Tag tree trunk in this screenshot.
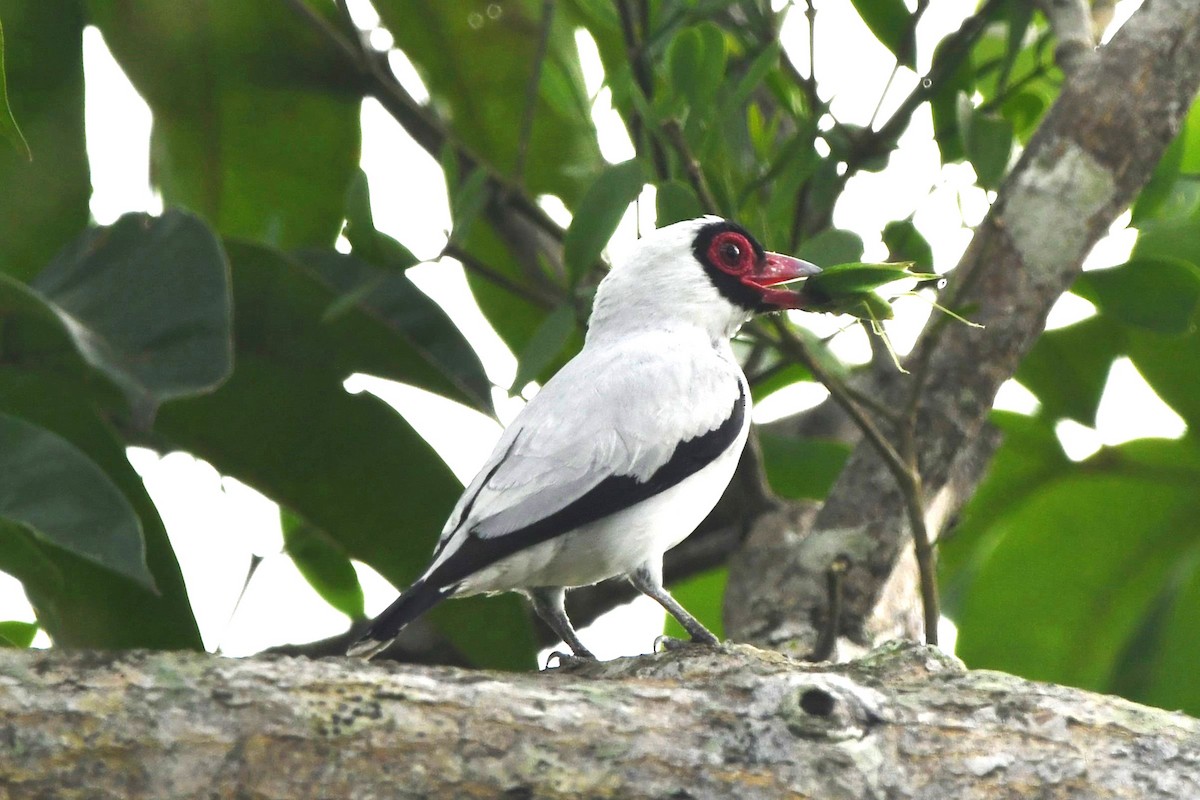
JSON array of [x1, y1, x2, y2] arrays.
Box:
[[1, 643, 1196, 799], [725, 0, 1200, 657]]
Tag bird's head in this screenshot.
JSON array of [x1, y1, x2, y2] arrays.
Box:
[[588, 216, 821, 341]]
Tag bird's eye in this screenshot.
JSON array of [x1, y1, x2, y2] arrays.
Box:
[[708, 231, 753, 275], [720, 241, 741, 265]]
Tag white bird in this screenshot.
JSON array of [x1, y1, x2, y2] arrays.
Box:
[[349, 216, 820, 660]]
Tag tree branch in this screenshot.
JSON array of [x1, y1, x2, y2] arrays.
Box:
[[5, 643, 1197, 798]]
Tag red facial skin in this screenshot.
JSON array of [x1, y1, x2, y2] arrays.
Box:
[[706, 231, 821, 310]]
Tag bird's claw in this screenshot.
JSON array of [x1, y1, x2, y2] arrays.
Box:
[[653, 634, 719, 653], [544, 650, 595, 670]]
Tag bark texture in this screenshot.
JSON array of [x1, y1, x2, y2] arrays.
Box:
[[1, 642, 1198, 800], [725, 0, 1200, 658]]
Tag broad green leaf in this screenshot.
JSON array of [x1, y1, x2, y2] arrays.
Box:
[[297, 249, 493, 413], [511, 304, 577, 392], [851, 0, 915, 67], [562, 159, 646, 282], [0, 369, 200, 649], [1128, 547, 1200, 715], [1015, 313, 1124, 426], [0, 0, 89, 283], [759, 433, 852, 500], [1106, 548, 1200, 714], [88, 0, 360, 248], [32, 211, 233, 425], [154, 242, 533, 668], [376, 0, 601, 204], [940, 411, 1069, 609], [0, 17, 30, 158], [1074, 258, 1200, 336], [0, 620, 36, 647], [0, 413, 152, 588], [282, 509, 365, 621], [664, 567, 726, 642], [953, 467, 1200, 692], [656, 179, 703, 226]]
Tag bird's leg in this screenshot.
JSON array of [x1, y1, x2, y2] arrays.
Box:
[[528, 587, 596, 661], [630, 562, 720, 648]]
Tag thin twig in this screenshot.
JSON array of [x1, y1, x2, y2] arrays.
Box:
[[281, 0, 566, 249], [513, 0, 555, 186], [615, 0, 669, 178], [662, 119, 722, 215], [771, 318, 942, 646], [769, 319, 908, 479], [442, 243, 556, 310]]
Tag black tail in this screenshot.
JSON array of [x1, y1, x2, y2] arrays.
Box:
[[346, 579, 455, 659]]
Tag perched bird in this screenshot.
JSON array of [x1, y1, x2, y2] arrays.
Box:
[[348, 216, 820, 661]]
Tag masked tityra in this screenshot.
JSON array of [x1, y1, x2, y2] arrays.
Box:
[[348, 216, 820, 660]]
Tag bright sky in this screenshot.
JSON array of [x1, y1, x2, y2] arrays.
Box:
[[2, 0, 1181, 660]]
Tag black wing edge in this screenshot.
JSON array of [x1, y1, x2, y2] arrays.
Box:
[[420, 382, 747, 595]]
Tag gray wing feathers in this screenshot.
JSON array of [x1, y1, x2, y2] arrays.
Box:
[[433, 338, 741, 553]]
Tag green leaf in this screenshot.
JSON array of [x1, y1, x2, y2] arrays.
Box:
[[0, 0, 89, 283], [376, 0, 601, 204], [664, 567, 726, 642], [1074, 258, 1200, 336], [0, 368, 200, 650], [1015, 313, 1125, 426], [1126, 548, 1200, 715], [851, 0, 915, 67], [656, 180, 703, 226], [966, 109, 1013, 190], [562, 159, 646, 282], [31, 211, 233, 425], [88, 0, 360, 248], [282, 509, 365, 621], [802, 261, 923, 296], [0, 620, 37, 648], [951, 444, 1200, 694], [940, 411, 1069, 607], [1127, 324, 1200, 430], [729, 41, 782, 107], [759, 432, 852, 500], [0, 17, 30, 158], [153, 242, 533, 668], [0, 412, 152, 589], [297, 249, 493, 413], [511, 304, 576, 392], [967, 473, 1195, 679], [882, 220, 934, 271], [666, 23, 727, 109]]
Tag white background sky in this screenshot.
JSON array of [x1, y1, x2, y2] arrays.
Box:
[[2, 0, 1183, 661]]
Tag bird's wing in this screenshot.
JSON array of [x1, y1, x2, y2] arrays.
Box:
[[423, 336, 746, 588]]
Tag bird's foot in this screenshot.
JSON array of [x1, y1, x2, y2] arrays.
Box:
[[544, 649, 595, 670], [653, 632, 720, 653]]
